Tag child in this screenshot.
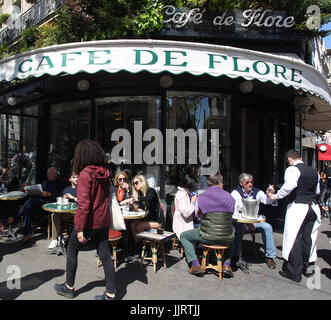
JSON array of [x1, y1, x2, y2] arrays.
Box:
[[48, 171, 78, 250]]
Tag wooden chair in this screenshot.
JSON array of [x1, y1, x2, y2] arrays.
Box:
[[200, 244, 229, 280], [170, 201, 184, 258], [97, 229, 122, 270]]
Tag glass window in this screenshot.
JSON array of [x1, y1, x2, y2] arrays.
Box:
[[2, 107, 39, 187], [165, 91, 231, 196], [49, 100, 91, 177], [95, 96, 161, 191]]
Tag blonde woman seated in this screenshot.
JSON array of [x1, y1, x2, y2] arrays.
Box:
[[125, 174, 161, 260]]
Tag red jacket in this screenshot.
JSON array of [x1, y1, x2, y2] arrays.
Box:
[[74, 165, 110, 232]]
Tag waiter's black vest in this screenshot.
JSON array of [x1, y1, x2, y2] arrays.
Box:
[[288, 163, 318, 204]]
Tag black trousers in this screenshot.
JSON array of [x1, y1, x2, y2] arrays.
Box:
[[66, 228, 116, 294], [285, 206, 316, 278]]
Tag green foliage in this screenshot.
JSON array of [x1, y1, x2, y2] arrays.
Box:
[[0, 13, 10, 25], [21, 26, 40, 51], [0, 0, 329, 59], [35, 23, 61, 48], [128, 0, 164, 35]]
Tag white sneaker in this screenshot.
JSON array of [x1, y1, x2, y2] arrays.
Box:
[[48, 239, 58, 249]]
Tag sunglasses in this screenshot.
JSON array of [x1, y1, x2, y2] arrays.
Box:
[[133, 180, 140, 186], [243, 180, 253, 185], [117, 177, 127, 182]]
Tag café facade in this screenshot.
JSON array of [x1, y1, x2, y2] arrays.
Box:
[[0, 5, 330, 225]]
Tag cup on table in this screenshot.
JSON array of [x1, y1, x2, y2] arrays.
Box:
[[63, 198, 69, 205], [56, 197, 63, 205], [133, 203, 139, 212]]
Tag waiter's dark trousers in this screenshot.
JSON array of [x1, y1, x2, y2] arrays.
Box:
[[285, 206, 316, 278]]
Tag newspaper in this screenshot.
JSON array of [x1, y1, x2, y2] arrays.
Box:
[[24, 184, 43, 196]]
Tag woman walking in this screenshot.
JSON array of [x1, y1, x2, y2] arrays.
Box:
[[54, 139, 116, 300]]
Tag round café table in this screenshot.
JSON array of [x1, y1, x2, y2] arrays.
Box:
[[122, 208, 146, 220], [42, 202, 78, 255], [0, 192, 27, 239], [232, 214, 266, 274]]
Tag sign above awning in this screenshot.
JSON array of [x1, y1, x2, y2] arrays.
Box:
[[0, 39, 330, 105]]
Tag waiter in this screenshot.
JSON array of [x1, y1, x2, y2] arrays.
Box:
[[268, 149, 321, 282]]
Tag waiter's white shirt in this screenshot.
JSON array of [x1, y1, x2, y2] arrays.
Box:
[[275, 160, 320, 200]]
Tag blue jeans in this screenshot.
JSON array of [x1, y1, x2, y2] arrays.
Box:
[[16, 197, 47, 235], [233, 222, 276, 259]]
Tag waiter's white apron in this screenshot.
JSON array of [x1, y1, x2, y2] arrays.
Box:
[[282, 202, 321, 262]]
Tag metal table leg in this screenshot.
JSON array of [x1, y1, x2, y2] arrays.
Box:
[[235, 223, 250, 274], [236, 239, 250, 274]]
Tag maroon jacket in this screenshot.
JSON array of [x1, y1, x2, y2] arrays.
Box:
[[74, 165, 110, 232]]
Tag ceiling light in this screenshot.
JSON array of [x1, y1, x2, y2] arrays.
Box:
[[77, 79, 90, 91], [239, 81, 254, 93], [160, 75, 173, 88], [7, 96, 18, 106]]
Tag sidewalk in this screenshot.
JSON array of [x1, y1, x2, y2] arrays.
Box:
[[0, 217, 330, 300]]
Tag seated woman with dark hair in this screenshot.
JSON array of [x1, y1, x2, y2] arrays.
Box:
[[172, 174, 197, 241]]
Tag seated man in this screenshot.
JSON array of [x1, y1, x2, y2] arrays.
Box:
[[231, 173, 277, 269], [48, 170, 78, 250], [15, 166, 66, 246], [180, 173, 235, 277]]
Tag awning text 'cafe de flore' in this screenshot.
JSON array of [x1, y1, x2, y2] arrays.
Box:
[[0, 5, 330, 226]]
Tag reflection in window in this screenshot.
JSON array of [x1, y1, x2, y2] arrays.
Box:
[[96, 96, 161, 191], [49, 100, 91, 177], [0, 106, 39, 187], [165, 91, 231, 196]]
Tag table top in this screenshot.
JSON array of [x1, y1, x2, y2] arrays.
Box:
[[42, 202, 78, 213], [136, 229, 175, 242], [122, 208, 146, 220], [232, 214, 266, 224], [0, 192, 27, 201]]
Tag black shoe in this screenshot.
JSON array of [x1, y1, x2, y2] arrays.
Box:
[[279, 271, 301, 283], [94, 292, 115, 300], [54, 283, 75, 299]]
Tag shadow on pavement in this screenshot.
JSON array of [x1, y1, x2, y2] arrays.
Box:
[[115, 261, 148, 300], [0, 269, 65, 300], [317, 249, 331, 266]]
